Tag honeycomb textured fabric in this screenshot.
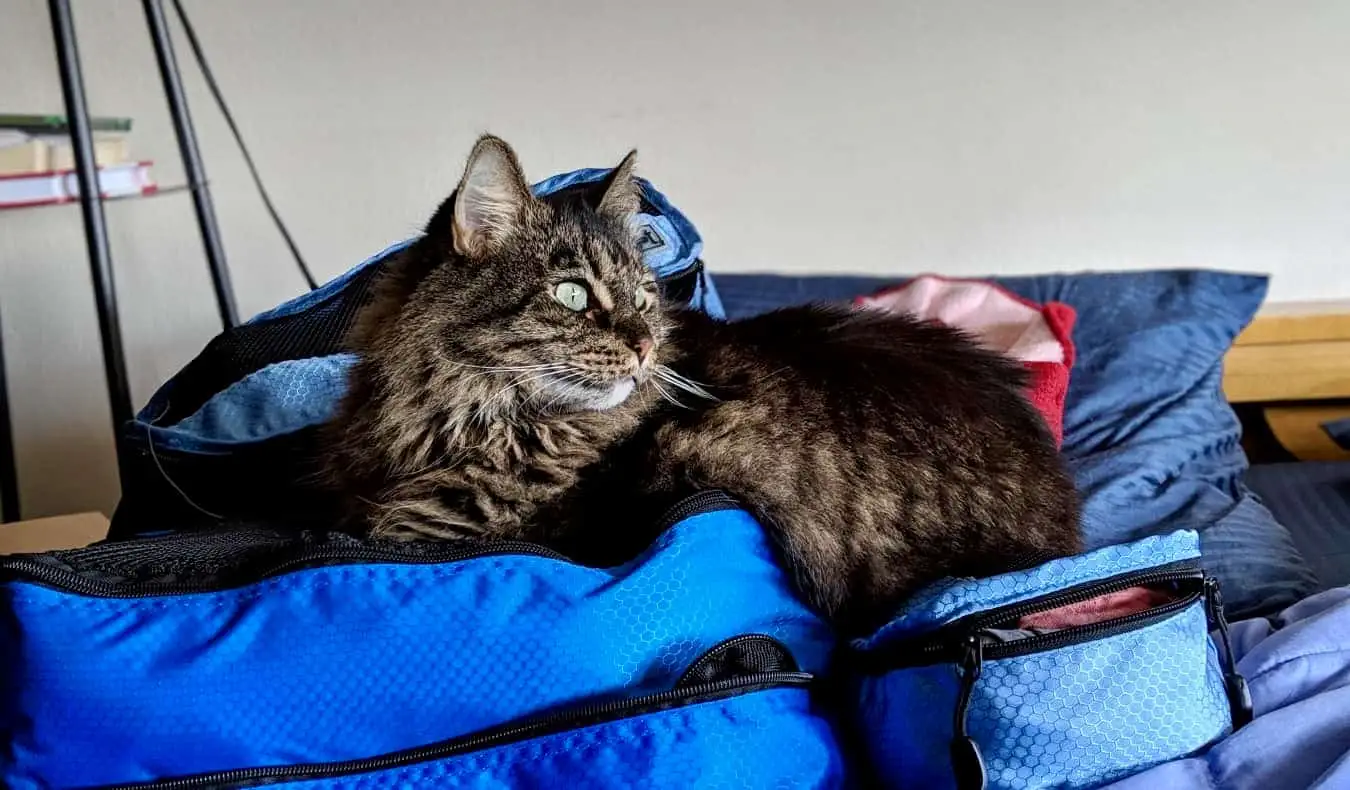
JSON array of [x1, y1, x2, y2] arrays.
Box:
[[853, 530, 1232, 790], [859, 530, 1200, 647], [857, 604, 1230, 790], [250, 689, 843, 789], [0, 509, 833, 788]]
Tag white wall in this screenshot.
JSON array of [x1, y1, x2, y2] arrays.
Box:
[[2, 0, 1348, 518]]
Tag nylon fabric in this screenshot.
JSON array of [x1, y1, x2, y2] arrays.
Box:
[[188, 689, 843, 790], [861, 530, 1200, 647], [0, 508, 832, 788], [853, 531, 1233, 790], [858, 602, 1230, 789]]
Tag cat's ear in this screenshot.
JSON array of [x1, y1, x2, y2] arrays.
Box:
[[596, 150, 640, 221], [452, 135, 532, 257]]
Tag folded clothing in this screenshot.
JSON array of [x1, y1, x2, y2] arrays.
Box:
[[858, 275, 1076, 445]]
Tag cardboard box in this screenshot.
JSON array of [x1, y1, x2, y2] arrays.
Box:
[[0, 512, 110, 555]]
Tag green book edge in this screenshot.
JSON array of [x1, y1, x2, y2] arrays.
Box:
[[0, 113, 133, 133]]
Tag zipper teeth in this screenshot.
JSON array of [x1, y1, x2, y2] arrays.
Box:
[[857, 561, 1203, 671], [676, 633, 791, 687], [105, 671, 812, 790], [954, 561, 1203, 634], [0, 541, 566, 599], [651, 490, 738, 534], [978, 590, 1202, 660], [2, 491, 742, 599]]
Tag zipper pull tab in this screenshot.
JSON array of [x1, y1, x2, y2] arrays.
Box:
[[1205, 576, 1254, 730], [951, 634, 987, 790]]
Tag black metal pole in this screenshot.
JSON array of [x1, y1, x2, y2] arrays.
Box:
[[143, 0, 239, 329], [0, 306, 20, 523], [48, 0, 136, 441]]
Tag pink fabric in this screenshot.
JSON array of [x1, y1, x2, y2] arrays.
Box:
[[1018, 586, 1172, 630], [856, 276, 1077, 445]]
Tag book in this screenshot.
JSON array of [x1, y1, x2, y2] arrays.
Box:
[[0, 137, 131, 176], [0, 161, 156, 209], [0, 113, 133, 134], [47, 137, 132, 171], [0, 141, 49, 175]]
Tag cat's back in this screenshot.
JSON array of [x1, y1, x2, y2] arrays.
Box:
[[671, 303, 1033, 429], [650, 303, 1080, 633]]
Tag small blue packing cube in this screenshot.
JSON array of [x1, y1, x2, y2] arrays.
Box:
[[849, 530, 1251, 790]]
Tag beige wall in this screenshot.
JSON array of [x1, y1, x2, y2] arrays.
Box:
[[2, 0, 1348, 518]]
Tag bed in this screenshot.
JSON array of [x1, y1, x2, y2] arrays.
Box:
[[1224, 300, 1350, 592], [1247, 461, 1350, 590]]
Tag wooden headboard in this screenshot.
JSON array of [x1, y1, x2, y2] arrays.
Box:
[[1223, 300, 1350, 461]]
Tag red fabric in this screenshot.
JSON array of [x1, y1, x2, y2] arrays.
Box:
[[1017, 586, 1171, 630], [856, 277, 1076, 446], [1021, 302, 1076, 445]]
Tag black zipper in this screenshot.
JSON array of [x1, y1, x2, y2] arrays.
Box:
[[0, 491, 742, 599], [99, 670, 813, 790], [651, 489, 739, 534], [1205, 576, 1254, 730], [677, 633, 800, 687], [855, 560, 1205, 672], [951, 635, 987, 790], [0, 540, 567, 599], [657, 258, 705, 306]]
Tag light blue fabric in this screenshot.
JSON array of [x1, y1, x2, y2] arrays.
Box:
[[169, 355, 356, 445], [859, 605, 1229, 790], [1101, 586, 1350, 790], [854, 531, 1230, 790], [0, 508, 834, 788], [859, 530, 1200, 648], [713, 272, 1318, 620]]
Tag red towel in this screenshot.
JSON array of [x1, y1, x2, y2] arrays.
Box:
[[856, 276, 1077, 446]]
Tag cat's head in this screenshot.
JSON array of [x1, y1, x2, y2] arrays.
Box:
[[384, 135, 668, 413]]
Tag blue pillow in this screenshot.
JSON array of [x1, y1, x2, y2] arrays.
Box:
[[712, 271, 1318, 618]]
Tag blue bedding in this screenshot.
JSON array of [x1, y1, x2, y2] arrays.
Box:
[[1105, 586, 1350, 789], [714, 272, 1318, 619], [1247, 462, 1350, 591]]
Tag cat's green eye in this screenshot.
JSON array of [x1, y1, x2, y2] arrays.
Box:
[[635, 287, 653, 312], [553, 281, 589, 312]]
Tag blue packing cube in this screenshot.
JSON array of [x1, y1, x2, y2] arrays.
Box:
[[848, 530, 1251, 790], [110, 169, 723, 539], [0, 492, 842, 789]]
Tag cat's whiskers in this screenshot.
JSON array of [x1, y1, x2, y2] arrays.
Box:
[[441, 358, 567, 393], [648, 378, 690, 410], [653, 366, 718, 402], [448, 361, 568, 373]]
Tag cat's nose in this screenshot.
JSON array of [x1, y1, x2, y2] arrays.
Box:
[[632, 337, 653, 365]]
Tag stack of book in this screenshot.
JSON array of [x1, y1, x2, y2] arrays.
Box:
[[0, 113, 156, 209]]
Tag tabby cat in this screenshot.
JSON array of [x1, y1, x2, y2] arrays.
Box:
[[323, 135, 1081, 635]]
